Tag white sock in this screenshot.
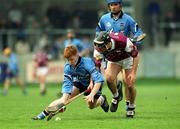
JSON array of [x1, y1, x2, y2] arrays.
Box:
[[99, 95, 105, 105], [113, 91, 119, 98], [128, 104, 136, 108]]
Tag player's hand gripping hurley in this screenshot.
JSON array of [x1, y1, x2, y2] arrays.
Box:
[[46, 89, 90, 121], [130, 33, 146, 43]]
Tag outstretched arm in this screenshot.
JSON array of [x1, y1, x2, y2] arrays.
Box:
[[46, 93, 70, 112]]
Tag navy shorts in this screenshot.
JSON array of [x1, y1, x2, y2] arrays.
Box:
[[73, 82, 102, 99], [6, 70, 19, 79]]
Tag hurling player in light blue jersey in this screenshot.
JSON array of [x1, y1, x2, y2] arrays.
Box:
[[96, 0, 144, 45], [33, 45, 109, 120], [94, 0, 145, 118], [64, 29, 87, 56], [2, 48, 26, 95]]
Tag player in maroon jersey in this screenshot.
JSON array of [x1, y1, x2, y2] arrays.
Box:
[[93, 31, 138, 117], [34, 46, 50, 95]]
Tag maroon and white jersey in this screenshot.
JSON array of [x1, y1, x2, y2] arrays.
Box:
[[34, 50, 49, 67], [95, 32, 138, 62]]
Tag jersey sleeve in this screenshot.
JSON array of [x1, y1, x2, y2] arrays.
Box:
[[93, 49, 104, 69], [85, 59, 104, 84], [128, 16, 144, 46], [96, 16, 106, 34], [62, 65, 73, 94]]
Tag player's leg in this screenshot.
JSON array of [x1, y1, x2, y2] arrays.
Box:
[[38, 67, 48, 95], [2, 72, 12, 95], [86, 93, 109, 112], [33, 85, 82, 120], [15, 75, 27, 95], [2, 79, 10, 95], [69, 86, 81, 98], [105, 62, 121, 95], [39, 75, 46, 95], [46, 86, 84, 121], [124, 68, 136, 118], [105, 62, 123, 112], [32, 93, 70, 120], [121, 55, 139, 115], [47, 86, 80, 112], [120, 57, 136, 117], [121, 70, 130, 110], [37, 67, 48, 95]]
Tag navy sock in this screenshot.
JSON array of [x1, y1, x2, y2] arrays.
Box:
[[37, 110, 49, 120]]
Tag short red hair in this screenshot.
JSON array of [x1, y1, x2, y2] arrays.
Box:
[[64, 45, 78, 59]]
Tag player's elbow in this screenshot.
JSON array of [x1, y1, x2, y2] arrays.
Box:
[[129, 46, 138, 58]]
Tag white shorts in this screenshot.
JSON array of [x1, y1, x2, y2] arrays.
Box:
[[36, 67, 48, 76], [108, 57, 133, 69]]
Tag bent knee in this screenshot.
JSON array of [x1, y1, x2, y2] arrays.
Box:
[[105, 74, 116, 83], [124, 80, 135, 88]]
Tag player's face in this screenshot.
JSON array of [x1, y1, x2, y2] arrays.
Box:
[[109, 3, 121, 14], [94, 42, 112, 53], [67, 54, 79, 66], [67, 32, 75, 39]]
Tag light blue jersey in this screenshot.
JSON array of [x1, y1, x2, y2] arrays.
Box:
[[8, 53, 19, 74], [64, 38, 84, 53], [96, 12, 144, 45], [62, 57, 104, 94]]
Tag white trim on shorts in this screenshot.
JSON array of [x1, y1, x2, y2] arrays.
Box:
[[108, 57, 133, 69], [36, 67, 48, 76]]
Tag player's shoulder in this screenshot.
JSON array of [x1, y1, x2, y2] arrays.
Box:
[[81, 57, 94, 65], [64, 63, 72, 72], [10, 53, 17, 60], [11, 53, 17, 57], [73, 38, 82, 44], [100, 12, 111, 19], [81, 57, 93, 62], [122, 13, 135, 21], [74, 38, 81, 42]]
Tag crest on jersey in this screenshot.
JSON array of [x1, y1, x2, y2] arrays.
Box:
[[106, 22, 112, 28], [120, 22, 125, 31]]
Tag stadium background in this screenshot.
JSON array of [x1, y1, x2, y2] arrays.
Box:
[[0, 1, 180, 129], [1, 0, 180, 82]]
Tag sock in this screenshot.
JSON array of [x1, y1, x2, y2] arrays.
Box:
[[100, 95, 105, 105], [125, 101, 130, 111], [43, 110, 49, 116], [126, 100, 130, 106], [37, 110, 49, 119], [127, 104, 136, 111], [129, 104, 136, 109], [113, 91, 119, 98]]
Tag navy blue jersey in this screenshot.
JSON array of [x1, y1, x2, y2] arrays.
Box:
[[62, 57, 104, 94], [96, 12, 144, 45]]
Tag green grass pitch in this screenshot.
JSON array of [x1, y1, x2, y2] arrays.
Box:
[[0, 78, 180, 129]]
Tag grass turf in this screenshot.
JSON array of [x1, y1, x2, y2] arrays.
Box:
[[0, 78, 180, 129]]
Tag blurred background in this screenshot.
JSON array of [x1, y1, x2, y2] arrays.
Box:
[[0, 0, 180, 84]]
